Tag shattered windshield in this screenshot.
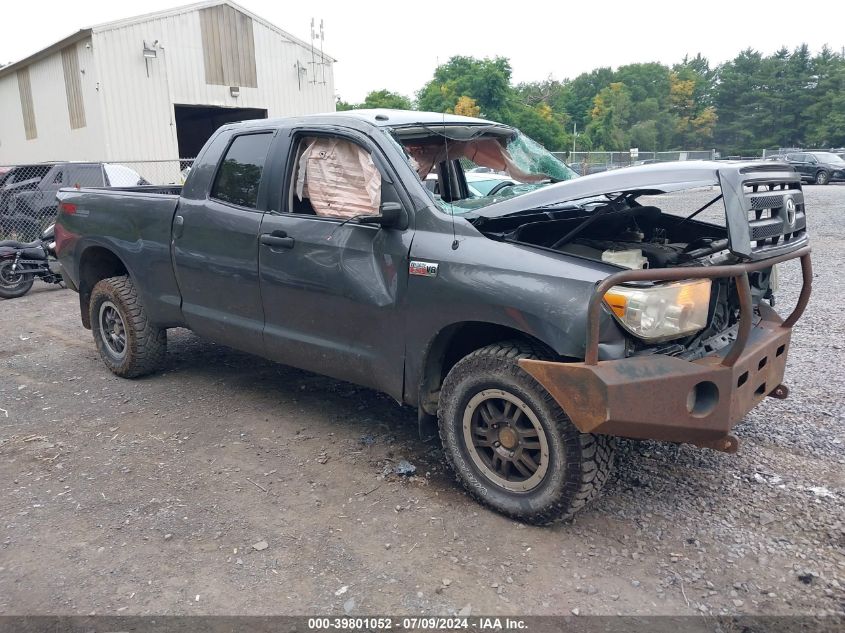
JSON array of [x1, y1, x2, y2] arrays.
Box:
[[384, 124, 577, 214]]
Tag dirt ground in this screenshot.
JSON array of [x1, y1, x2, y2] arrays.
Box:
[[0, 186, 843, 618]]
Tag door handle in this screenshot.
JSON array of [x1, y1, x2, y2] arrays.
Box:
[[173, 214, 184, 238], [260, 231, 295, 249]]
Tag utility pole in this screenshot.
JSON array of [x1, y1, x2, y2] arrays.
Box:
[[572, 122, 577, 156]]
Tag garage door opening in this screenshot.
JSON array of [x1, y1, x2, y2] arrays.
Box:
[[175, 105, 268, 159]]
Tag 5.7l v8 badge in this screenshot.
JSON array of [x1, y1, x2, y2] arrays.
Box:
[[409, 261, 439, 278]]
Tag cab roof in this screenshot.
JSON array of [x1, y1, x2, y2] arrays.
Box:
[[233, 109, 502, 131], [334, 109, 499, 128]]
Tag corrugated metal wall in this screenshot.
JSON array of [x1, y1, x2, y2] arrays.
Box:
[[0, 38, 105, 163], [16, 68, 37, 140], [199, 4, 258, 88], [0, 4, 334, 165], [61, 46, 87, 129], [94, 5, 335, 162]]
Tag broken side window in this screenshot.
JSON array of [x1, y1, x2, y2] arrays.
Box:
[[292, 136, 382, 219]]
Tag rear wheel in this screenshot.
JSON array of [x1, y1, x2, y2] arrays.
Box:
[[0, 261, 34, 299], [815, 170, 830, 185], [89, 275, 166, 377], [438, 340, 616, 524]]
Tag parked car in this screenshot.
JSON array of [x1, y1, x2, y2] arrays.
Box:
[[425, 172, 517, 199], [465, 172, 517, 197], [6, 162, 145, 239], [783, 151, 845, 185], [0, 163, 57, 218], [55, 110, 810, 524]]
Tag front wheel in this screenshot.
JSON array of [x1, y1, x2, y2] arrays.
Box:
[[438, 340, 616, 524], [815, 170, 830, 185], [0, 261, 35, 299], [89, 275, 166, 377]]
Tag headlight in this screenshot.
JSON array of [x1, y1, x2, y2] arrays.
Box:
[[604, 279, 711, 342]]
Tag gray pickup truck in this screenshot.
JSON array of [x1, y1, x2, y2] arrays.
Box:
[[55, 110, 811, 524]]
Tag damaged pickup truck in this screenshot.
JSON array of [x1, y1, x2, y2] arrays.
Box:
[[55, 110, 811, 524]]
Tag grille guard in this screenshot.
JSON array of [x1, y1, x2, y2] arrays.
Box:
[[519, 245, 812, 450]]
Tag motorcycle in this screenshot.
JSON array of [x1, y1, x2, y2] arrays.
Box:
[[0, 223, 64, 299]]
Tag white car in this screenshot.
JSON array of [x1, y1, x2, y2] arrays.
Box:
[[424, 171, 517, 198]]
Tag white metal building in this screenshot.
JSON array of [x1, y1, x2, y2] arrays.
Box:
[[0, 0, 335, 166]]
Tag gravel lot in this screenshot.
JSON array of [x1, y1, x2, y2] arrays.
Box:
[[0, 185, 843, 617]]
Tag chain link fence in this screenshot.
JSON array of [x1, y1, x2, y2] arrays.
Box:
[[762, 148, 797, 159], [0, 159, 193, 241], [554, 150, 717, 176]]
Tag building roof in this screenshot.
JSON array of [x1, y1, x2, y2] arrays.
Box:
[[0, 29, 92, 80], [0, 0, 333, 80]]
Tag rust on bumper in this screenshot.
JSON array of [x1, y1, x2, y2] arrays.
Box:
[[519, 246, 812, 450]]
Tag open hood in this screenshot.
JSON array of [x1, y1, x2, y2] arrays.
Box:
[[467, 160, 795, 219]]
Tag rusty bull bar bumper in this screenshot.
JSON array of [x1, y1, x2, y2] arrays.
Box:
[[519, 246, 812, 451]]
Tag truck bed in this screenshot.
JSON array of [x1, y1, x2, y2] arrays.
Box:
[[55, 186, 185, 328], [79, 185, 184, 196]]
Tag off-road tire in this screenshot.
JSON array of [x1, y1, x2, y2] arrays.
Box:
[[438, 340, 616, 524], [815, 170, 830, 185], [89, 275, 166, 378], [0, 261, 34, 299]]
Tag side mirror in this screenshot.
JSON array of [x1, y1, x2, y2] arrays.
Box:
[[358, 201, 408, 229]]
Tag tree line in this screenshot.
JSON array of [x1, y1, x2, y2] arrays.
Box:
[[336, 45, 845, 154]]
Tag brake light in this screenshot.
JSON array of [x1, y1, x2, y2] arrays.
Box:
[[59, 202, 77, 215]]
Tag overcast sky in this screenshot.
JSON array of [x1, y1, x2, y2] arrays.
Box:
[[2, 0, 843, 103]]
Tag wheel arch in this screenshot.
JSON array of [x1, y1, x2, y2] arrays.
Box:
[[77, 245, 130, 329], [416, 321, 560, 417]]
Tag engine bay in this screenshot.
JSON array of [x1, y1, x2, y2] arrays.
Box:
[[472, 193, 788, 358], [475, 198, 732, 269]]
